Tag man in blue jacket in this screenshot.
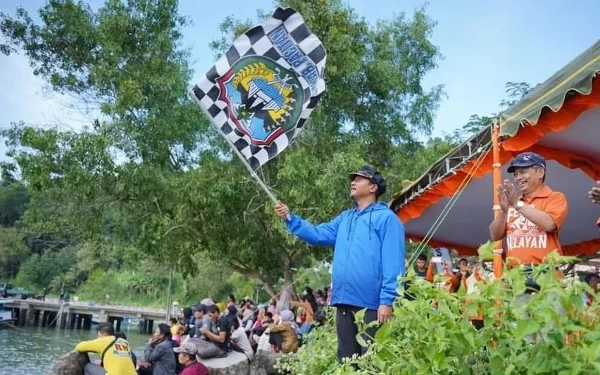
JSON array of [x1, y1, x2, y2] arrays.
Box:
[[275, 165, 405, 361]]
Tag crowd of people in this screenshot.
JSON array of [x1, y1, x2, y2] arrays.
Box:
[[74, 289, 329, 375]]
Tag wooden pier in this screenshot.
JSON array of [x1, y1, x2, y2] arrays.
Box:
[[5, 300, 167, 334]]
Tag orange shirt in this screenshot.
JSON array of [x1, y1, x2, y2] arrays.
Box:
[[291, 300, 314, 323], [505, 185, 568, 265]]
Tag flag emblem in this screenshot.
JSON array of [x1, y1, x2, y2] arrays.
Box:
[[190, 7, 327, 170], [216, 56, 303, 146]]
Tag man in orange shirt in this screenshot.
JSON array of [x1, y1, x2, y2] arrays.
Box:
[[489, 152, 568, 289]]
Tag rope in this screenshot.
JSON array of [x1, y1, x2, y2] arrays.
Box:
[[408, 144, 491, 265], [407, 143, 493, 268], [408, 143, 491, 265]]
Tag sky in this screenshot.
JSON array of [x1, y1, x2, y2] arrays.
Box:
[[0, 0, 599, 152]]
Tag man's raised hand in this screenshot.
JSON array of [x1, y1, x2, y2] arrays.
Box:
[[274, 202, 291, 220]]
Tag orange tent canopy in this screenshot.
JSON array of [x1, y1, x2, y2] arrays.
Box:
[[391, 40, 600, 257]]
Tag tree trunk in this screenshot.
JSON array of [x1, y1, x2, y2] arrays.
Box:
[[228, 262, 276, 297], [282, 255, 296, 298], [166, 267, 173, 321]]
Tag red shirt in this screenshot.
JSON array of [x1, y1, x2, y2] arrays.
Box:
[[180, 361, 209, 375]]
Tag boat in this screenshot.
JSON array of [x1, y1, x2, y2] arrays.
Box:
[[0, 298, 17, 327]]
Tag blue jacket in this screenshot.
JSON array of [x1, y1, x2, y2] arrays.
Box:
[[286, 202, 405, 310]]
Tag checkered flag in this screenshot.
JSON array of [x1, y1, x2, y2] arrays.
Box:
[[190, 7, 327, 170]]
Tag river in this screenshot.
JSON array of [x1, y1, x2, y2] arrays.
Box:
[[0, 326, 150, 375]]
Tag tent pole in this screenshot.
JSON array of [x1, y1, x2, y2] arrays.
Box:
[[492, 120, 503, 278]]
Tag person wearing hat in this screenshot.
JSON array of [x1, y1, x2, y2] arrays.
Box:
[[173, 342, 209, 375], [274, 165, 405, 362], [490, 152, 568, 269]]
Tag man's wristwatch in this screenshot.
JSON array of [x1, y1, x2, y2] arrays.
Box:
[[514, 201, 525, 211]]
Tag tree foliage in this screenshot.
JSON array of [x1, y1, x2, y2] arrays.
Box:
[[0, 0, 447, 297]]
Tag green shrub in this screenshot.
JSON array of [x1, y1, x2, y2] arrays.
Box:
[[278, 254, 600, 374], [276, 308, 340, 375]]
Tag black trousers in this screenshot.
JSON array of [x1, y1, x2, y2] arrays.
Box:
[[335, 304, 378, 362]]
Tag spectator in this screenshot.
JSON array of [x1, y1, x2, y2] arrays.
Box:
[[114, 332, 137, 368], [141, 323, 177, 375], [75, 322, 137, 375], [267, 299, 277, 316], [455, 258, 471, 293], [490, 152, 568, 289], [169, 317, 180, 336], [172, 324, 184, 345], [230, 317, 254, 361], [192, 304, 210, 339], [226, 304, 240, 327], [181, 307, 193, 335], [415, 254, 428, 278], [197, 305, 231, 359], [227, 294, 236, 307], [173, 342, 209, 375], [269, 309, 299, 354], [290, 287, 319, 335], [584, 274, 599, 306]]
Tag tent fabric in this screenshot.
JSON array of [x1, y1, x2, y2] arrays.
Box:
[[392, 77, 600, 223], [500, 40, 600, 137], [391, 40, 600, 257]]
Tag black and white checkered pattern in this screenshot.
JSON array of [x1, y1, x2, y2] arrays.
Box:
[[189, 7, 327, 170]]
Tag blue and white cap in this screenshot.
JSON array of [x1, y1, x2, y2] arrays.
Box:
[[507, 152, 546, 173]]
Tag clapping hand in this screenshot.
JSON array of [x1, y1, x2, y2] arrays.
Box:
[[590, 181, 600, 204], [496, 184, 510, 212], [502, 179, 521, 206]]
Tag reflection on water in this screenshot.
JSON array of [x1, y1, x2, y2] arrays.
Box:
[[0, 326, 150, 375]]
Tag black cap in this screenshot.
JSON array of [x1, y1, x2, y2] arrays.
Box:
[[193, 303, 206, 313], [507, 152, 546, 173], [349, 165, 386, 197]]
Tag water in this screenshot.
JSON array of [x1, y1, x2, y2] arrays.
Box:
[[0, 326, 151, 375]]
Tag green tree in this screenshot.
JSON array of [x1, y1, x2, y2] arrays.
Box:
[[452, 81, 533, 140], [0, 182, 29, 227], [15, 245, 77, 291], [1, 0, 444, 295], [0, 226, 29, 280]]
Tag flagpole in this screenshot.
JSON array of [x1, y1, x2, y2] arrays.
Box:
[[223, 131, 279, 205], [190, 88, 279, 204]]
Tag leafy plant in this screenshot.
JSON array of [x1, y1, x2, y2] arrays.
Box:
[[278, 254, 600, 375]]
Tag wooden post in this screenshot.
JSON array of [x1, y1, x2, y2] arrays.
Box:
[[25, 304, 34, 326], [492, 120, 504, 278], [33, 310, 40, 327], [18, 304, 27, 327], [99, 309, 108, 323]]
